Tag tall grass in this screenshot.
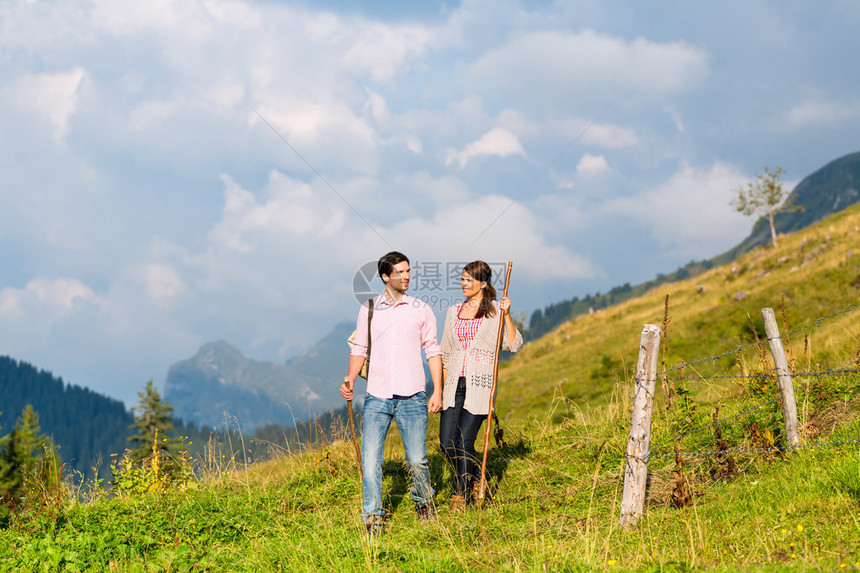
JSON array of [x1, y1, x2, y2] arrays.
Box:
[[2, 365, 859, 570]]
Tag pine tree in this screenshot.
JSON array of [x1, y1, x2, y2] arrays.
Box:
[[128, 380, 182, 471], [0, 412, 6, 497], [0, 405, 47, 499]]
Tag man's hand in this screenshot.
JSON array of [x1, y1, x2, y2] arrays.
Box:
[[427, 390, 442, 413], [340, 379, 354, 401]]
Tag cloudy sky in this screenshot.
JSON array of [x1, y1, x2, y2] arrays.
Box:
[[2, 0, 858, 405]]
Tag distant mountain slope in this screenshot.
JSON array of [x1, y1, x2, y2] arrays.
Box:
[[165, 325, 353, 432], [716, 150, 860, 261], [165, 342, 311, 432], [528, 150, 860, 340], [284, 321, 354, 383], [0, 356, 133, 475]]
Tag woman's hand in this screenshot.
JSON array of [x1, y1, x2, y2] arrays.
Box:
[[500, 297, 518, 348]]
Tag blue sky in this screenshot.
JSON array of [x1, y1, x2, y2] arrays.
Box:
[[1, 0, 858, 405]]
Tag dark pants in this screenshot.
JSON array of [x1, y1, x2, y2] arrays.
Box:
[[439, 377, 487, 496]]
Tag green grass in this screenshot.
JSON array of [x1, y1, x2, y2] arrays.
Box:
[[2, 369, 860, 571], [3, 204, 860, 571]]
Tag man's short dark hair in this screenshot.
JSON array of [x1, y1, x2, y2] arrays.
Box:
[[378, 251, 409, 280]]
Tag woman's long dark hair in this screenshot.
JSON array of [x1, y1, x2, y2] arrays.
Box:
[[463, 260, 497, 319]]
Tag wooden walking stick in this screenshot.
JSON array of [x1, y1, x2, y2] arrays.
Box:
[[475, 261, 512, 505], [344, 299, 373, 477], [345, 377, 363, 476]]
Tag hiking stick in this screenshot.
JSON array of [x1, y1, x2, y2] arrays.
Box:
[[476, 261, 512, 505], [345, 377, 363, 476]]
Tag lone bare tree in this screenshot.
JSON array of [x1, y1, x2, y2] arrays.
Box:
[[731, 166, 802, 248]]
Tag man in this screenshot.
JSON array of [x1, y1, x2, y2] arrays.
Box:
[[341, 251, 443, 536]]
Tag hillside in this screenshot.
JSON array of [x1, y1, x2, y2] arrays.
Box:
[[721, 150, 860, 258], [498, 200, 860, 423], [0, 357, 133, 476]]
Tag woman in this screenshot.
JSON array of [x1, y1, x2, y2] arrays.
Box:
[[439, 260, 523, 510]]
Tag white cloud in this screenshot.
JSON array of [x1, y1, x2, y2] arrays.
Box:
[[446, 127, 527, 168], [576, 154, 609, 174], [468, 29, 708, 107], [138, 264, 186, 305], [666, 108, 686, 132], [606, 162, 750, 258], [250, 97, 381, 174], [209, 171, 349, 253], [251, 99, 369, 142], [382, 195, 598, 281], [582, 122, 640, 149], [540, 116, 640, 151], [784, 99, 860, 130], [201, 0, 262, 28], [206, 83, 246, 109], [128, 100, 179, 131], [91, 0, 212, 38], [0, 278, 99, 319], [363, 88, 390, 123], [341, 22, 433, 83], [11, 67, 86, 140]]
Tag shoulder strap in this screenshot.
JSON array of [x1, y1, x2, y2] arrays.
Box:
[[366, 298, 374, 360]]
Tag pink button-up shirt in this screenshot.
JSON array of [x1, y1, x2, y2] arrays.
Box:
[[350, 293, 441, 399]]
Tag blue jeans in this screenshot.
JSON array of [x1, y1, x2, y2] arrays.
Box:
[[361, 392, 435, 520]]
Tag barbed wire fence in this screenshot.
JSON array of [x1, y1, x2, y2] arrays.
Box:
[[648, 360, 860, 457], [619, 302, 860, 528]]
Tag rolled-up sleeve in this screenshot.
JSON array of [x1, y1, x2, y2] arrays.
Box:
[[350, 303, 369, 358], [502, 328, 524, 353], [420, 306, 442, 359]]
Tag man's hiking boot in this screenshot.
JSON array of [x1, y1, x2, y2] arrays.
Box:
[[364, 516, 384, 538], [449, 495, 466, 513], [415, 502, 436, 521]]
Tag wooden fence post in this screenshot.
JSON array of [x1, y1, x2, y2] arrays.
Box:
[[761, 308, 801, 447], [620, 324, 661, 528]]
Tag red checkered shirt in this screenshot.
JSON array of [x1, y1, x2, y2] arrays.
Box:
[[454, 303, 484, 376]]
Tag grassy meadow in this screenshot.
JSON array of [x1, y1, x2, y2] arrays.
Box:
[[2, 203, 860, 571]]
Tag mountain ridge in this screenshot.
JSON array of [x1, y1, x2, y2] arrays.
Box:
[[528, 150, 860, 340], [164, 326, 353, 431]]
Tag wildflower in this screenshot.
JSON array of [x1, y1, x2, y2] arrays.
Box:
[[797, 524, 804, 533], [791, 553, 797, 559], [607, 560, 616, 566], [781, 528, 787, 535]]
